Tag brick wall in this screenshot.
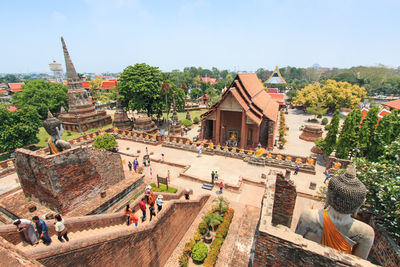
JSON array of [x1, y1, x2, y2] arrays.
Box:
[[0, 237, 43, 267], [253, 230, 370, 267], [32, 195, 209, 267], [271, 171, 297, 228], [15, 147, 124, 214]]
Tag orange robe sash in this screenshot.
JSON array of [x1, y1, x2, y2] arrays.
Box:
[[322, 209, 352, 254], [48, 139, 59, 154]]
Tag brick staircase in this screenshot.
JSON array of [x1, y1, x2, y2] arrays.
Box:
[[14, 203, 164, 253]]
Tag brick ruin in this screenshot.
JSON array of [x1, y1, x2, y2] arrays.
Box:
[[252, 171, 378, 267], [271, 169, 297, 227], [14, 147, 124, 214], [299, 125, 323, 142]]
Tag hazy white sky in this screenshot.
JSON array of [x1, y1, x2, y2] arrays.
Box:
[[1, 0, 400, 73]]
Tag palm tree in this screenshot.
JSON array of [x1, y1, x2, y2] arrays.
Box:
[[213, 196, 229, 215], [204, 213, 223, 231]]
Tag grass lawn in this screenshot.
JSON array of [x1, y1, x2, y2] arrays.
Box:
[[150, 183, 178, 193], [161, 110, 205, 121], [36, 123, 113, 148]]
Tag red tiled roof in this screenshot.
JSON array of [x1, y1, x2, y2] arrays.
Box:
[[202, 94, 209, 100], [8, 82, 24, 92], [7, 106, 18, 112], [361, 107, 369, 116], [100, 81, 117, 89], [201, 77, 217, 84], [378, 108, 391, 118], [81, 81, 90, 89], [382, 99, 400, 111], [269, 93, 285, 105], [267, 88, 279, 94], [0, 89, 7, 94], [201, 73, 279, 124]]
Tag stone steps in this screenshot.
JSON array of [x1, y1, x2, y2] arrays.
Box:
[[202, 183, 214, 190]]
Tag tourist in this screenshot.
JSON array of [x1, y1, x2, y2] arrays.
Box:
[[133, 160, 137, 173], [32, 216, 52, 246], [135, 158, 139, 168], [149, 202, 156, 222], [150, 167, 153, 177], [149, 192, 156, 207], [124, 204, 131, 225], [324, 173, 331, 184], [294, 165, 299, 175], [219, 181, 224, 194], [211, 171, 215, 183], [54, 214, 69, 242], [129, 209, 139, 227], [147, 156, 151, 166], [184, 188, 190, 200], [139, 198, 147, 222], [161, 153, 164, 161], [128, 161, 132, 171], [146, 147, 148, 154], [214, 171, 219, 181], [13, 219, 38, 245], [145, 185, 151, 204], [143, 157, 147, 167], [156, 195, 163, 212]]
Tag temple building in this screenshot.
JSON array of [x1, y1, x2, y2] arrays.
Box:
[[58, 37, 112, 132], [265, 66, 286, 84], [200, 73, 279, 149]]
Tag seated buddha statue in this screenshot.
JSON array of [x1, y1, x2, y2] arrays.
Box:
[[43, 111, 71, 154], [227, 132, 238, 147], [295, 166, 374, 259]]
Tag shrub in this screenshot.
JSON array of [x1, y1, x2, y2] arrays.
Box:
[[179, 254, 188, 267], [193, 231, 202, 242], [181, 119, 193, 127], [193, 117, 200, 124], [317, 114, 322, 118], [203, 208, 235, 266], [309, 118, 319, 123], [66, 130, 72, 136], [184, 238, 195, 256], [191, 242, 208, 263], [321, 118, 329, 125], [198, 222, 208, 235], [93, 132, 117, 151], [213, 196, 229, 214]]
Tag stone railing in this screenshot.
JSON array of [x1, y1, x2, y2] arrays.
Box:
[[325, 156, 352, 173], [0, 158, 16, 178], [114, 129, 163, 145], [162, 139, 317, 174]]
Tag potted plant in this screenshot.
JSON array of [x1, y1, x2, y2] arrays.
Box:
[[204, 231, 213, 244]]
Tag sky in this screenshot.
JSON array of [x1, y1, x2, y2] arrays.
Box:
[[1, 0, 400, 73]]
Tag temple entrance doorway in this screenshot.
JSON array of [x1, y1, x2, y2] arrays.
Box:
[[204, 120, 213, 140]]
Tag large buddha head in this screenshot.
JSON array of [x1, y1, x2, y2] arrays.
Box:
[[325, 165, 367, 215]]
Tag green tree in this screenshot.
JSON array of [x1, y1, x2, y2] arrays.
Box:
[[189, 87, 203, 100], [335, 110, 360, 159], [93, 133, 117, 151], [355, 137, 400, 241], [119, 63, 163, 117], [319, 110, 340, 156], [358, 107, 379, 157], [0, 106, 41, 152], [306, 103, 328, 118], [12, 80, 68, 120], [0, 74, 20, 83]]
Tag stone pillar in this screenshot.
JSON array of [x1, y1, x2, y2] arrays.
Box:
[[267, 120, 275, 150], [271, 171, 297, 228], [253, 125, 260, 148], [240, 111, 246, 149], [215, 109, 221, 145], [199, 120, 205, 140]]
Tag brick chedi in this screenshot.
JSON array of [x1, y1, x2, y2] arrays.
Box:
[[112, 82, 132, 129], [15, 147, 124, 214], [58, 37, 111, 132], [271, 170, 297, 227]]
